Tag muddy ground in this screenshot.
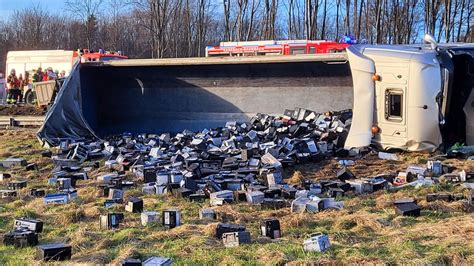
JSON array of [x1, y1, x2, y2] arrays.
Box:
[[0, 128, 473, 264], [0, 105, 46, 116]]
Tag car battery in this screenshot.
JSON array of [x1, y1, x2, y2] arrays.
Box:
[[142, 184, 156, 194], [162, 209, 181, 229], [222, 231, 251, 247], [143, 167, 157, 183], [108, 189, 124, 201], [246, 191, 264, 204], [172, 187, 193, 198], [99, 213, 124, 229], [43, 193, 69, 204], [306, 199, 324, 213], [3, 228, 38, 247], [0, 189, 17, 198], [120, 258, 142, 266], [142, 256, 173, 266], [261, 198, 286, 209], [0, 172, 11, 181], [426, 193, 452, 202], [97, 173, 119, 184], [260, 218, 281, 239], [8, 180, 27, 190], [263, 188, 282, 198], [427, 160, 443, 175], [36, 242, 72, 261], [29, 188, 45, 197], [210, 190, 234, 203], [141, 211, 159, 226], [155, 185, 168, 195], [199, 208, 216, 220], [216, 223, 247, 239], [291, 197, 311, 213], [303, 233, 331, 252], [336, 167, 355, 182], [189, 193, 207, 202], [104, 199, 122, 208], [327, 187, 345, 198], [394, 198, 421, 217], [281, 186, 297, 199], [223, 179, 244, 191], [233, 190, 247, 202], [14, 218, 43, 233], [169, 170, 183, 185], [125, 197, 143, 213], [57, 178, 73, 189], [156, 171, 169, 186]]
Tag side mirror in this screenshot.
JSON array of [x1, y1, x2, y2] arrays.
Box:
[[424, 34, 438, 51]]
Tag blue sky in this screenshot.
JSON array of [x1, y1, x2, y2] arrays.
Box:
[[0, 0, 65, 20]]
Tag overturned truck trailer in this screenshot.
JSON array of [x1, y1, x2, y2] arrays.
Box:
[[38, 43, 474, 152]]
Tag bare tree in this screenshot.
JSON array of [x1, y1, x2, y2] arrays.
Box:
[[65, 0, 102, 49]]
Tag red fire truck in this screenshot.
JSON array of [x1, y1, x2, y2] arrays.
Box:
[[74, 49, 128, 62], [205, 40, 351, 57]]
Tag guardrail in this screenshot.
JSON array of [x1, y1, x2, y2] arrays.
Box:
[[0, 116, 45, 127]]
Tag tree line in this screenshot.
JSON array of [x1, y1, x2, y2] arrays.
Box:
[[1, 0, 473, 71]]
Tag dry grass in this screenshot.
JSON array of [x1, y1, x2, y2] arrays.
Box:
[[0, 128, 473, 264]]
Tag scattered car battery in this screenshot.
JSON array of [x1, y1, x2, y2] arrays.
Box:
[[260, 218, 281, 239], [57, 178, 72, 189], [120, 258, 142, 266], [29, 188, 46, 197], [303, 233, 331, 252], [427, 160, 443, 175], [125, 197, 144, 213], [261, 198, 286, 209], [3, 228, 38, 247], [162, 208, 181, 229], [199, 208, 216, 220], [222, 231, 251, 247], [0, 189, 17, 198], [0, 158, 27, 168], [99, 213, 124, 229], [393, 198, 421, 216], [142, 256, 173, 266], [216, 223, 246, 239], [246, 191, 264, 204], [108, 189, 124, 201], [36, 242, 72, 261], [14, 218, 43, 233], [426, 193, 452, 202], [141, 211, 159, 226], [8, 180, 27, 190]]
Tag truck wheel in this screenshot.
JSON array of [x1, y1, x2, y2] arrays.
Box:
[[25, 90, 36, 106]]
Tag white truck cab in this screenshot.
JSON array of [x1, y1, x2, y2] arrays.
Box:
[[346, 40, 474, 151]]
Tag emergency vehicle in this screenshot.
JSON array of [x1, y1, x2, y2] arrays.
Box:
[[205, 40, 351, 57]]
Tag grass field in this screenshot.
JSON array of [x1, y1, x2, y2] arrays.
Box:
[[0, 128, 473, 264]]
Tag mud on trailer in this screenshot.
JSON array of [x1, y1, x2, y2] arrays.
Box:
[[38, 38, 474, 152]]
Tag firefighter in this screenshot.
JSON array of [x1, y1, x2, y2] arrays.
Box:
[[6, 69, 20, 104], [59, 70, 66, 78], [46, 67, 57, 80], [42, 68, 49, 81], [33, 68, 43, 82]]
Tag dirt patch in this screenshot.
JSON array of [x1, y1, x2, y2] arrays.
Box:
[[0, 105, 45, 116]]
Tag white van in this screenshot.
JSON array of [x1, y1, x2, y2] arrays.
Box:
[[5, 50, 75, 79]]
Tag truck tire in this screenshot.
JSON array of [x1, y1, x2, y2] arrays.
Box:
[[25, 90, 36, 106]]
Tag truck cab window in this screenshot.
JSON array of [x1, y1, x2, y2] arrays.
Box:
[[385, 90, 403, 121], [309, 47, 316, 54]]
